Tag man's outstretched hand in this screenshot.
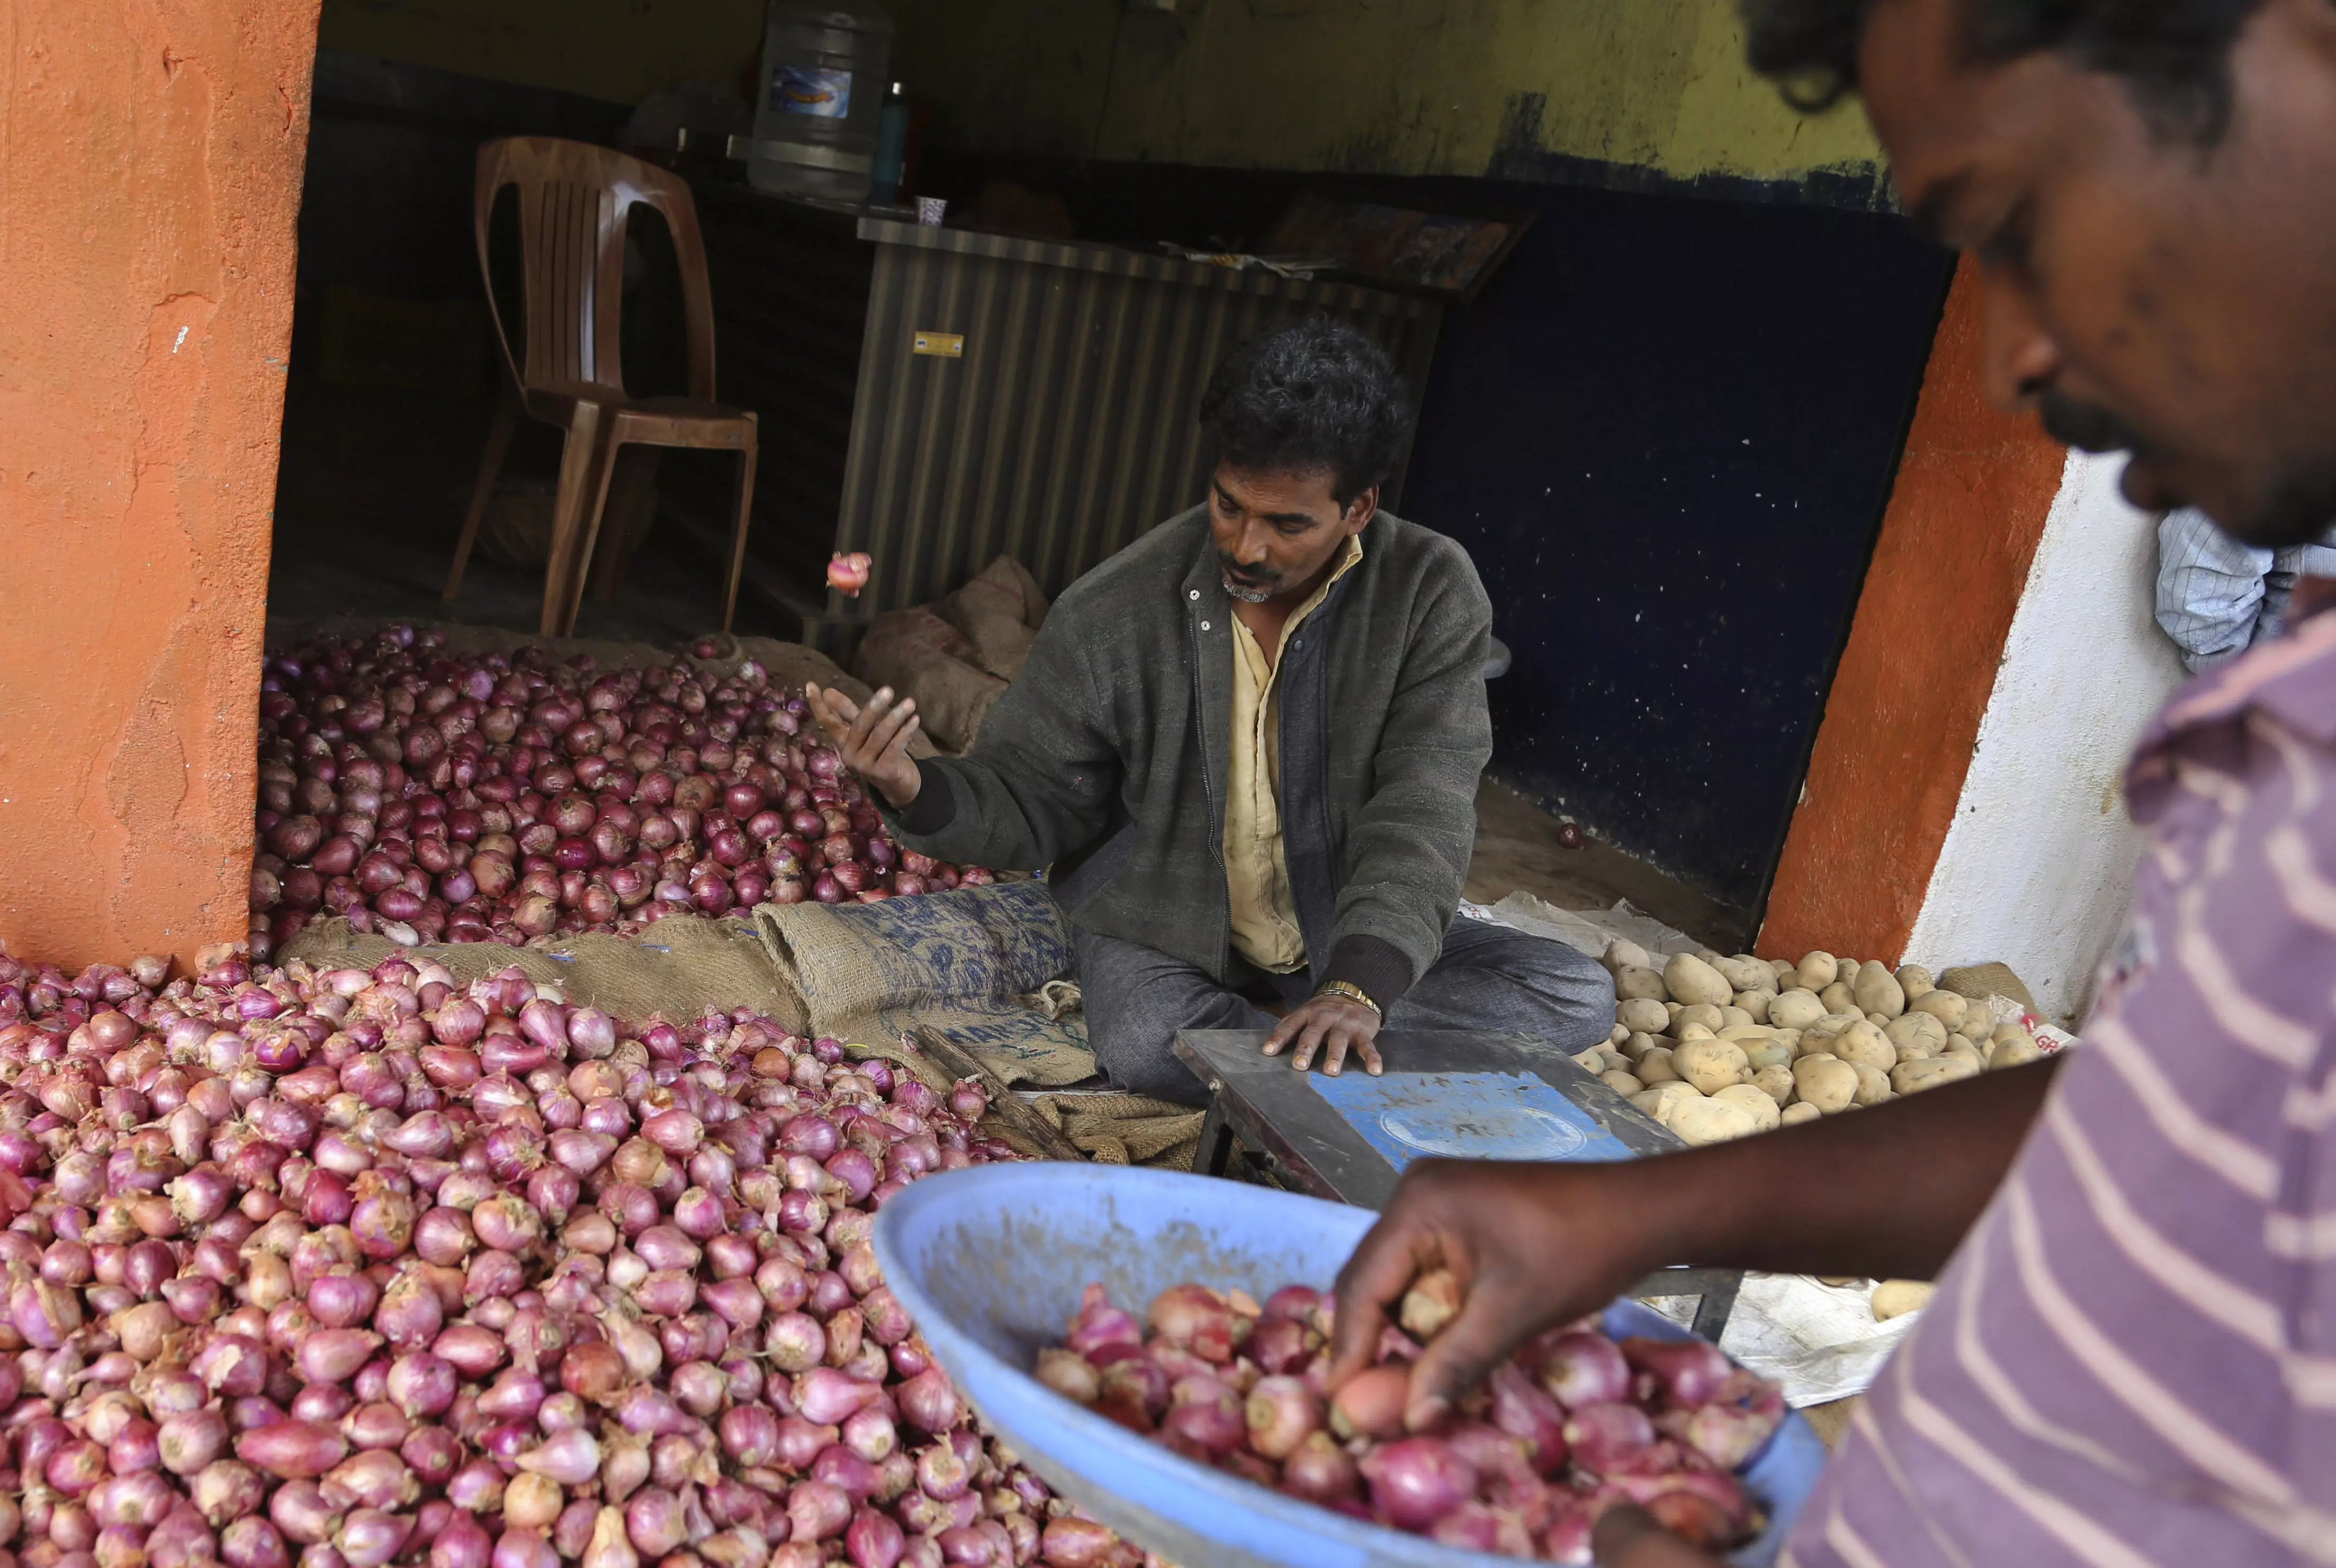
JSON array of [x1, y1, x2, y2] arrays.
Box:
[[804, 683, 923, 809], [1594, 1507, 1729, 1566], [1328, 1159, 1661, 1435], [1261, 993, 1383, 1076]]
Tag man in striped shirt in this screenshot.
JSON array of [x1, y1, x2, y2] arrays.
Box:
[[1327, 0, 2336, 1559]]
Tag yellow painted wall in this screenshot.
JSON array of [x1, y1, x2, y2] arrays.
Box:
[[319, 0, 763, 106], [319, 0, 1881, 186], [893, 0, 1881, 185]]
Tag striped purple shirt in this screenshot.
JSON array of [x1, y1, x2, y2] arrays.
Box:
[[1784, 601, 2336, 1566]]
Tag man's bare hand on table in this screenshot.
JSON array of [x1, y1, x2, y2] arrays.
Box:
[[805, 683, 923, 808], [1261, 992, 1385, 1076]]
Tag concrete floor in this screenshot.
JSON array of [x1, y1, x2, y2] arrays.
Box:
[[267, 378, 751, 644], [1466, 776, 1738, 948]]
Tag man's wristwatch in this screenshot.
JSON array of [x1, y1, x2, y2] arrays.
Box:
[[1315, 980, 1381, 1017]]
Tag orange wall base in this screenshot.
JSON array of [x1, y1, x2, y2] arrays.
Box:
[[1757, 258, 2068, 963], [0, 2, 320, 969]]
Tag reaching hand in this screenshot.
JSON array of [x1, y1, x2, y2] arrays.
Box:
[[1260, 993, 1383, 1075], [1327, 1159, 1659, 1433], [1594, 1507, 1729, 1566], [804, 683, 924, 809]]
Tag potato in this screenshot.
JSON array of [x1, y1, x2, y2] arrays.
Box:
[[1675, 1038, 1752, 1095], [1603, 938, 1653, 975], [1941, 1043, 1987, 1072], [1743, 1039, 1794, 1073], [1871, 1280, 1935, 1321], [1895, 964, 1935, 1002], [1619, 1031, 1661, 1062], [1910, 989, 1969, 1028], [1886, 1012, 1947, 1053], [1989, 1033, 2045, 1069], [1794, 951, 1839, 993], [1852, 964, 1907, 1020], [1780, 1101, 1822, 1127], [1768, 957, 1799, 983], [1712, 955, 1769, 994], [1817, 1011, 1866, 1034], [1675, 1022, 1716, 1043], [1573, 1047, 1611, 1075], [1819, 980, 1857, 1015], [1601, 1069, 1645, 1095], [1614, 966, 1670, 1002], [1636, 1047, 1681, 1085], [1733, 989, 1775, 1024], [1956, 1010, 1996, 1042], [1892, 1055, 1979, 1095], [1989, 1022, 2033, 1044], [1664, 953, 1734, 1008], [1850, 1060, 1893, 1105], [1717, 1005, 1754, 1032], [1616, 997, 1670, 1035], [1667, 1095, 1764, 1146], [1792, 1053, 1858, 1113], [1767, 989, 1827, 1031], [1750, 1062, 1796, 1105], [1674, 1002, 1727, 1034], [1634, 1080, 1705, 1127], [1829, 1020, 1895, 1072], [1609, 1023, 1631, 1047], [1713, 1083, 1783, 1132]]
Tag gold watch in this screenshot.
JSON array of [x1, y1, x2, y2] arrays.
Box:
[[1315, 979, 1381, 1017]]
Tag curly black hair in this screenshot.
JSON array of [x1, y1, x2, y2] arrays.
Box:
[[1741, 0, 2265, 143], [1197, 321, 1412, 507]]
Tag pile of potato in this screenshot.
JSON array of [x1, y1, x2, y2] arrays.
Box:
[[1572, 942, 2049, 1146]]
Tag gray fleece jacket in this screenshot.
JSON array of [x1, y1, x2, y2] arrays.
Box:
[[881, 503, 1493, 1007]]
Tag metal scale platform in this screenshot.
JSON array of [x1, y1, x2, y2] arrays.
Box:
[[1172, 1029, 1742, 1339]]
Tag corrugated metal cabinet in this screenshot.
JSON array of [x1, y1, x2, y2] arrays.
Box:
[[686, 188, 1440, 638], [833, 218, 1440, 621]]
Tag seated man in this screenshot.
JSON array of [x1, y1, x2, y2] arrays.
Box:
[[806, 322, 1610, 1103]]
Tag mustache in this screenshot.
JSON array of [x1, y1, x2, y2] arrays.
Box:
[[1217, 553, 1280, 585], [2038, 391, 2158, 458]]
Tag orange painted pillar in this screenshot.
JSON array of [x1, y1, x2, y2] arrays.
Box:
[[0, 1, 320, 969], [1757, 258, 2068, 962]]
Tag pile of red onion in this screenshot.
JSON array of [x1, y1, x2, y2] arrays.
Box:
[[0, 939, 1150, 1568], [248, 627, 993, 961], [1038, 1276, 1784, 1562]]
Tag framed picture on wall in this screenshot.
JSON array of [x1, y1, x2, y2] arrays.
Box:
[[1260, 187, 1533, 304]]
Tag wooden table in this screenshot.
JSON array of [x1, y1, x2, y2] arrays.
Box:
[[1171, 1029, 1742, 1340]]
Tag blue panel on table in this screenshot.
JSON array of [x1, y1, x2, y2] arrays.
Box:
[[1310, 1071, 1636, 1173]]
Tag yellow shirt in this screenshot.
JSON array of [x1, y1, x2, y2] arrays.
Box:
[[1224, 535, 1364, 972]]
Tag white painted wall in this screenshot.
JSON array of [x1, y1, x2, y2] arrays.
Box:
[[1902, 452, 2191, 1026]]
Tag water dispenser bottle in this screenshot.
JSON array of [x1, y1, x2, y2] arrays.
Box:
[[747, 1, 894, 202]]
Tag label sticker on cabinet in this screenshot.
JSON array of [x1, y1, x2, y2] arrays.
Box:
[[913, 331, 964, 358]]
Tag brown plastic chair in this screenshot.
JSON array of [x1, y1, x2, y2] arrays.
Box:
[[445, 137, 759, 635]]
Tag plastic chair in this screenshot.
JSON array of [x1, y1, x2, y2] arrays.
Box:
[[445, 137, 759, 636]]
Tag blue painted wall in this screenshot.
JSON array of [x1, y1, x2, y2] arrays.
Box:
[[1402, 181, 1954, 923]]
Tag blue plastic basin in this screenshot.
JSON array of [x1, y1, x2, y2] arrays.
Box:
[[874, 1164, 1826, 1568]]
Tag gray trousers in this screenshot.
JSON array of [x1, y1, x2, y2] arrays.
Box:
[[1073, 916, 1615, 1105]]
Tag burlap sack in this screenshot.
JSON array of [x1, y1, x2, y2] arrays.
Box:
[[1026, 1092, 1204, 1171], [278, 912, 807, 1033], [1937, 962, 2039, 1014], [937, 556, 1049, 683], [745, 882, 1094, 1086], [852, 608, 1007, 754]]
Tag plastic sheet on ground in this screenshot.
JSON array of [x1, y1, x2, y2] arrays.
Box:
[[1717, 1275, 1921, 1408], [1459, 889, 1702, 960]]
